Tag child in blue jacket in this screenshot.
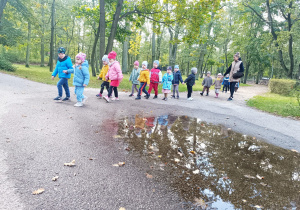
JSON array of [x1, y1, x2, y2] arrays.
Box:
[[222, 74, 229, 93], [51, 47, 74, 101], [162, 66, 174, 101], [63, 52, 90, 107]]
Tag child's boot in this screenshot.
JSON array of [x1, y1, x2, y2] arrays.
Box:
[[129, 93, 134, 97], [103, 96, 110, 103], [135, 95, 141, 100], [153, 95, 158, 99], [200, 92, 203, 96]]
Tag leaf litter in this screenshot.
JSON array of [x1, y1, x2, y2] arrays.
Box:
[[64, 160, 76, 167], [32, 188, 45, 195]]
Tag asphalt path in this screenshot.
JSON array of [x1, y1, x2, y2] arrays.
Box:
[[1, 73, 299, 210]]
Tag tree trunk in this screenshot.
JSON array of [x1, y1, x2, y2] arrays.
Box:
[[168, 24, 179, 68], [156, 25, 163, 61], [25, 22, 31, 68], [91, 24, 100, 77], [49, 0, 55, 72], [0, 0, 8, 23], [105, 0, 123, 54], [152, 31, 155, 65], [196, 12, 215, 79], [297, 63, 300, 80], [122, 39, 129, 73], [40, 0, 45, 67], [99, 0, 105, 69], [287, 2, 294, 78]]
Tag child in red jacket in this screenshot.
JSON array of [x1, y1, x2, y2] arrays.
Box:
[[148, 60, 162, 99]]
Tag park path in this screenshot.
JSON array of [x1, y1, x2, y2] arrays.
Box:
[[0, 73, 299, 210]]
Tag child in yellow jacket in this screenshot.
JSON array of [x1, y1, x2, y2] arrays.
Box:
[[96, 55, 111, 98], [135, 61, 150, 100]]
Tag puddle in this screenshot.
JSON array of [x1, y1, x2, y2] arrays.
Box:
[[116, 114, 300, 209]]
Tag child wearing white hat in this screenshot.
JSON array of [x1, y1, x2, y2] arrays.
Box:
[[212, 73, 223, 98]]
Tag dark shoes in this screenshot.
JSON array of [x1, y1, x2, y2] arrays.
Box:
[[135, 96, 141, 100], [153, 95, 158, 99], [129, 94, 134, 97], [54, 96, 62, 100], [146, 95, 150, 99], [62, 97, 69, 101], [200, 93, 203, 96], [227, 97, 233, 101]]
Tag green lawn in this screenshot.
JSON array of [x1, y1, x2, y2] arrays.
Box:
[[247, 93, 300, 118], [1, 64, 249, 93]]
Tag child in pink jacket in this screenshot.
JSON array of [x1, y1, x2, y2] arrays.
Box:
[[103, 51, 123, 102]]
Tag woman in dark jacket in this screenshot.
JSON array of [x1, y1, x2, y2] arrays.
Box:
[[224, 52, 244, 101]]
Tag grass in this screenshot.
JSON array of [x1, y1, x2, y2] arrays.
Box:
[[0, 64, 250, 93], [247, 93, 300, 118]]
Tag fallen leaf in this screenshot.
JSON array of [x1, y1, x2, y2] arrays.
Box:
[[52, 176, 59, 181], [174, 158, 180, 163], [89, 157, 95, 160], [146, 173, 153, 179], [118, 162, 125, 167], [112, 164, 119, 167], [190, 151, 196, 155], [32, 188, 45, 195], [254, 205, 263, 208], [119, 208, 126, 210], [260, 182, 267, 187], [256, 175, 264, 180], [223, 177, 230, 180], [148, 152, 155, 155], [242, 199, 247, 203], [113, 135, 122, 139], [194, 198, 206, 208], [157, 155, 162, 158], [291, 149, 299, 153], [227, 128, 232, 131], [177, 152, 183, 157], [152, 189, 155, 192], [64, 160, 76, 167], [253, 137, 256, 140], [125, 147, 131, 151], [193, 169, 200, 174], [244, 175, 256, 179]]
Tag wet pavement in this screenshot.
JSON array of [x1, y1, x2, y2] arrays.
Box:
[[116, 114, 300, 209]]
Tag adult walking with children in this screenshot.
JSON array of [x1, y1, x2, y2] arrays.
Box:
[[224, 52, 244, 101]]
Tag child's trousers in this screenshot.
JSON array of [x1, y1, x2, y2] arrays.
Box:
[[148, 82, 158, 96], [202, 86, 210, 94], [138, 82, 149, 97], [100, 81, 110, 94], [75, 86, 85, 102], [131, 84, 139, 94], [172, 84, 179, 97], [108, 86, 118, 98], [187, 85, 193, 98], [57, 78, 70, 98]]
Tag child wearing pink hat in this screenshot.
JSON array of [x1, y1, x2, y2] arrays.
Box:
[[103, 51, 123, 102], [129, 61, 141, 97]]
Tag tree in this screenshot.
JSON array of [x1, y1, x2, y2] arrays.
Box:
[[49, 0, 55, 72]]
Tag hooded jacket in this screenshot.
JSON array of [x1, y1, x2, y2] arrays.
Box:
[[184, 73, 196, 86], [99, 65, 111, 82], [66, 60, 90, 86], [105, 61, 123, 81], [129, 68, 141, 85], [172, 70, 183, 85], [52, 56, 73, 79], [162, 73, 173, 90], [138, 69, 150, 84]]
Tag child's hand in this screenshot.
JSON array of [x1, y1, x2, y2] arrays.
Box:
[[51, 76, 54, 80], [182, 82, 185, 85], [97, 77, 100, 80], [63, 70, 68, 73], [83, 84, 87, 87]]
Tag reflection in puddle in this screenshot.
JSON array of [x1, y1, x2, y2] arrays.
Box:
[[117, 114, 300, 209]]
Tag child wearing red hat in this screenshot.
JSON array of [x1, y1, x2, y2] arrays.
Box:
[[103, 51, 123, 102]]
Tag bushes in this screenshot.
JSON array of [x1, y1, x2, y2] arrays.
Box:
[[269, 79, 296, 95], [0, 56, 16, 71]]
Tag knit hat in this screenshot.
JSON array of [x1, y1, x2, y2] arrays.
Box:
[[58, 47, 66, 54], [191, 67, 197, 74], [235, 52, 240, 58], [108, 51, 117, 59], [134, 61, 139, 66], [167, 66, 172, 70], [153, 60, 159, 66], [174, 65, 179, 69], [218, 73, 222, 76], [207, 71, 211, 74], [102, 55, 109, 63], [142, 61, 148, 67], [76, 52, 86, 62]]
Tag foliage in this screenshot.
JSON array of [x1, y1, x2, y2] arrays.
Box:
[[247, 93, 300, 118], [291, 81, 300, 107], [269, 79, 296, 96]]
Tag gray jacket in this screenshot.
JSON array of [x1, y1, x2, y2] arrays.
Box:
[[202, 76, 213, 87]]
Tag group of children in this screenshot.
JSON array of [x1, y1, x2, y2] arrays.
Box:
[[52, 47, 235, 106]]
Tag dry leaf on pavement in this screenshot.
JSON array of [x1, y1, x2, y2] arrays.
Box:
[[174, 158, 180, 163], [194, 198, 206, 208], [254, 205, 263, 208], [52, 176, 59, 181], [244, 175, 256, 179], [256, 175, 264, 180], [64, 160, 76, 167], [32, 188, 45, 195], [146, 173, 153, 179], [291, 149, 299, 153], [190, 151, 196, 155], [119, 208, 126, 210]]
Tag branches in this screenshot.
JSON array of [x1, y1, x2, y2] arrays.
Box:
[[242, 3, 266, 24]]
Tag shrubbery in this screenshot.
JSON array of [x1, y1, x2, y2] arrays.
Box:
[[0, 55, 16, 71], [269, 79, 296, 95]]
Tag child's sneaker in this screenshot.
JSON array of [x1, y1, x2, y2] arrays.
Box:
[[176, 96, 179, 99], [171, 96, 175, 99], [103, 96, 110, 103], [144, 95, 148, 98], [129, 94, 134, 97], [135, 96, 141, 100], [82, 96, 88, 103], [206, 93, 209, 96], [111, 97, 119, 101], [54, 96, 62, 100], [62, 97, 69, 101], [96, 93, 102, 98], [187, 97, 193, 101], [74, 102, 83, 107], [164, 98, 168, 101], [227, 97, 233, 101], [146, 95, 150, 99], [162, 97, 165, 100], [200, 93, 203, 96], [153, 95, 158, 99]]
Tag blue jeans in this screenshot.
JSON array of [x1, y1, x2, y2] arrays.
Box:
[[75, 86, 85, 102], [57, 78, 70, 98], [137, 82, 149, 98]]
